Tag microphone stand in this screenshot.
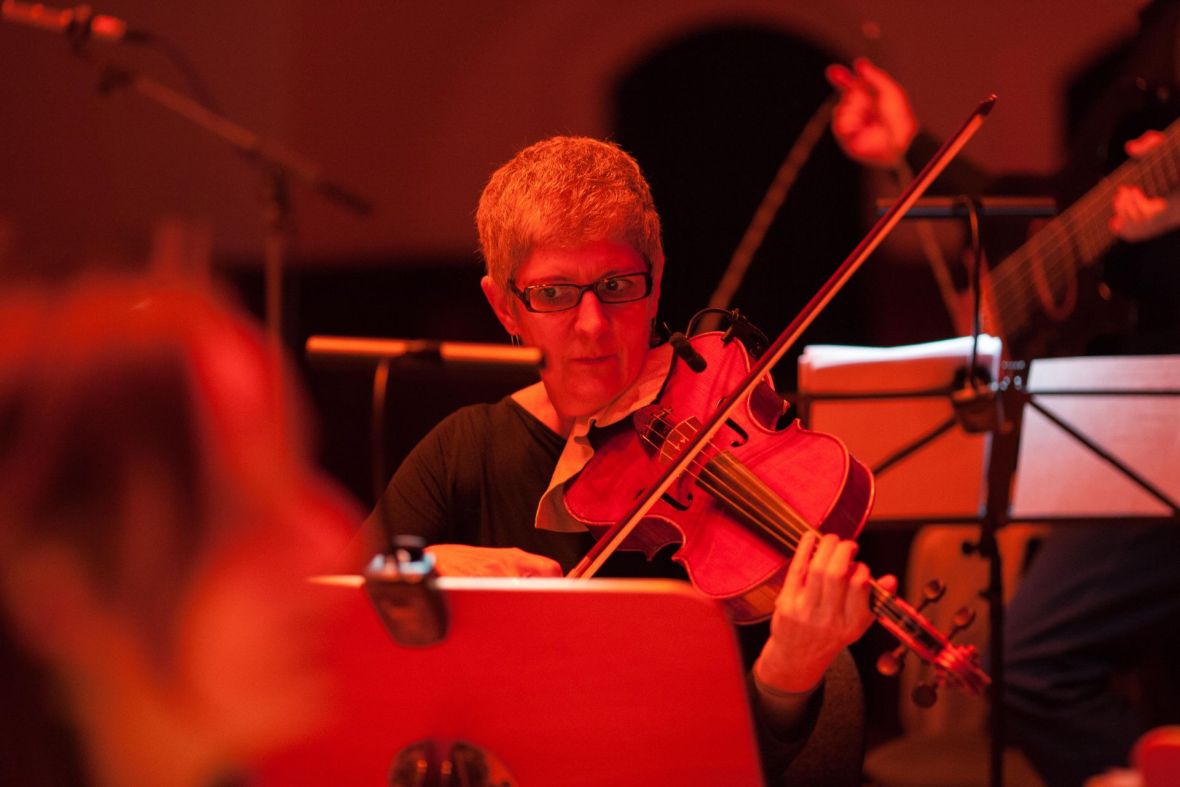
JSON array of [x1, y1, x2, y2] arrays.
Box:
[[5, 3, 373, 348], [97, 63, 372, 348], [263, 169, 294, 353], [957, 193, 1007, 787], [882, 194, 1055, 787]]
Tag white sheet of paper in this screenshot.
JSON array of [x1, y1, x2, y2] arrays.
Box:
[[798, 335, 1003, 520]]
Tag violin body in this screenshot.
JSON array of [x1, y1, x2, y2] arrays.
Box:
[[563, 332, 874, 623]]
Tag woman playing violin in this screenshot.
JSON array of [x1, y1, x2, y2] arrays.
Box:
[[360, 135, 896, 784]]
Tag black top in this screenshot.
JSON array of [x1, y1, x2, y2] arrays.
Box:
[[1104, 231, 1180, 354], [361, 396, 696, 580], [361, 395, 868, 785], [363, 396, 592, 571]]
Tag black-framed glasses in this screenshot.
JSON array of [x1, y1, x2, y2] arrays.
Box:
[[509, 272, 653, 313]]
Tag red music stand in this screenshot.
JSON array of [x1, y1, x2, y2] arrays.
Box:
[[256, 576, 764, 786]]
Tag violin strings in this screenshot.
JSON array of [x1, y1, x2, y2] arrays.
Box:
[[699, 452, 917, 631], [639, 410, 847, 556], [635, 410, 985, 683], [646, 413, 955, 641], [639, 411, 830, 555], [635, 413, 808, 553], [636, 411, 921, 633]]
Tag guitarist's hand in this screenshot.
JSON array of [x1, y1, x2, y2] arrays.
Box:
[[1111, 186, 1180, 242], [826, 58, 917, 169], [1110, 130, 1180, 242]]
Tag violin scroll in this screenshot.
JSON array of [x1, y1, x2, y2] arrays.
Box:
[[873, 577, 990, 705]]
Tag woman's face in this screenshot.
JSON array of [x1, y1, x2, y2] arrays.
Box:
[[486, 238, 661, 422]]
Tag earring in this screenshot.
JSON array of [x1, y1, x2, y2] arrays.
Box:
[[510, 334, 521, 347]]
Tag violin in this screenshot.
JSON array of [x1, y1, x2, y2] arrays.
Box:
[[562, 95, 998, 698], [563, 331, 989, 697]]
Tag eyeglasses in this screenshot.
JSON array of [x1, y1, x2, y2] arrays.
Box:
[[508, 272, 653, 313]]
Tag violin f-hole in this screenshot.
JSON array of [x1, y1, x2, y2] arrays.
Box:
[[723, 417, 748, 448], [660, 489, 693, 511]]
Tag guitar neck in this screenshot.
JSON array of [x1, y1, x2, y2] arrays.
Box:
[[989, 116, 1180, 341]]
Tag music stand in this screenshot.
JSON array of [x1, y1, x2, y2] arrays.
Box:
[[255, 577, 764, 786], [305, 335, 543, 505], [996, 354, 1180, 787], [797, 335, 1016, 785], [798, 346, 1180, 787], [1009, 354, 1180, 522]]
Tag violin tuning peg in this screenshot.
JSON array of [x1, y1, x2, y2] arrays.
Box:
[[876, 645, 908, 677], [947, 606, 977, 639], [911, 682, 939, 708], [921, 579, 947, 604]]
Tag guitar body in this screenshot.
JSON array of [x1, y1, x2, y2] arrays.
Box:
[[979, 247, 1136, 360]]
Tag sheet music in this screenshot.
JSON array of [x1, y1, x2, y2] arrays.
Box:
[[798, 335, 1003, 520]]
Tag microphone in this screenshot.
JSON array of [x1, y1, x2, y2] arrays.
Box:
[[1, 0, 151, 44], [669, 332, 707, 373]]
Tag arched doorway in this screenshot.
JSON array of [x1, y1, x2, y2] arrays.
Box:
[[613, 24, 865, 389]]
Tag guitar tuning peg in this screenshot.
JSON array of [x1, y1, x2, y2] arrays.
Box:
[[912, 681, 939, 708], [947, 606, 977, 639], [876, 644, 908, 677]]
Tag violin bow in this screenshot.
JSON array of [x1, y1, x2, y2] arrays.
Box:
[[568, 94, 997, 581]]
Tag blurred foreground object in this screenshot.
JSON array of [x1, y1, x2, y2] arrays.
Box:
[[0, 274, 359, 787]]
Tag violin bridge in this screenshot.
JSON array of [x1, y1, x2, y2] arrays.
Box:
[[633, 405, 673, 454], [660, 416, 704, 476]]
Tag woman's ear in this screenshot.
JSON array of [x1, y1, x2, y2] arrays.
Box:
[[480, 276, 521, 338]]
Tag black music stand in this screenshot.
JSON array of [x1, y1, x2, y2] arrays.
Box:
[[797, 337, 1021, 785], [827, 193, 1052, 787], [256, 575, 765, 786], [305, 335, 542, 506], [798, 346, 1180, 787], [999, 354, 1180, 785]]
